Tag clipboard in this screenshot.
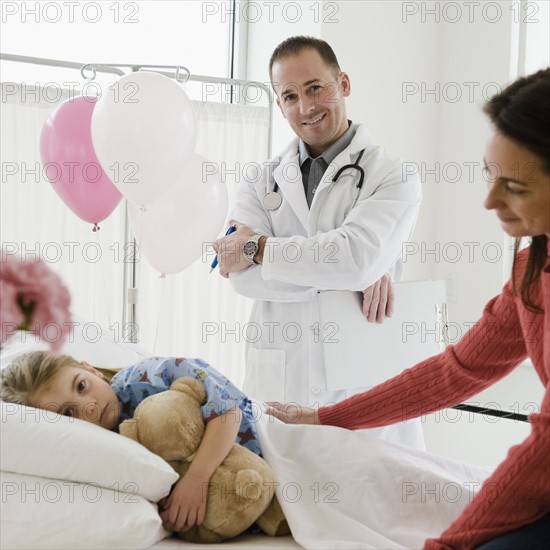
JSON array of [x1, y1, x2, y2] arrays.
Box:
[[319, 281, 447, 391]]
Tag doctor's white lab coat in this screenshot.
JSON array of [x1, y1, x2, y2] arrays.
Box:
[[229, 124, 424, 447]]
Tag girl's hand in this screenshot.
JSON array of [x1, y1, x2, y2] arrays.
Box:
[[159, 472, 209, 533], [159, 404, 242, 533], [265, 402, 319, 425]]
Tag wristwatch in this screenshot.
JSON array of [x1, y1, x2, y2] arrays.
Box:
[[243, 234, 261, 265]]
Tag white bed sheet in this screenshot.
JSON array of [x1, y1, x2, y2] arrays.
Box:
[[253, 411, 492, 550]]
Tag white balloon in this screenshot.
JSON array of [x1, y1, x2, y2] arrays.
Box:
[[129, 154, 228, 274], [91, 72, 196, 206]]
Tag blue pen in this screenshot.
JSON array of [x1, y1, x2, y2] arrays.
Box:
[[210, 225, 237, 272]]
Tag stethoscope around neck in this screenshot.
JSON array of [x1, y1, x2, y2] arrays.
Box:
[[262, 149, 366, 211]]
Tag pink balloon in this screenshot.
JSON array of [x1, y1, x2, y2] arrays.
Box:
[[128, 154, 228, 274], [40, 96, 122, 228]]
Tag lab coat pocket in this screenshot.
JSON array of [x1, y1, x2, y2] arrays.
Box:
[[244, 348, 286, 403]]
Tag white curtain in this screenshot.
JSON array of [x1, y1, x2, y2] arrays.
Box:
[[0, 82, 270, 385], [135, 100, 270, 384]]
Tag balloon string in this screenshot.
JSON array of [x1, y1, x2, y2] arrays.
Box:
[[94, 229, 112, 331], [92, 223, 100, 232]]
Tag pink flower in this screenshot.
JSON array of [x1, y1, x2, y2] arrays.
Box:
[[1, 248, 72, 353]]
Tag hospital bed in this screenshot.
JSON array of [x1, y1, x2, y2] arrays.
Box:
[[0, 322, 492, 550]]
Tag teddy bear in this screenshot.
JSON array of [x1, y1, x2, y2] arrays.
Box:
[[119, 377, 290, 543]]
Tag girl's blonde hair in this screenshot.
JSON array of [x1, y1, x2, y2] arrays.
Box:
[[0, 351, 119, 406]]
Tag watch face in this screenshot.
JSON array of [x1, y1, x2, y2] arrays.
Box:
[[243, 241, 257, 256]]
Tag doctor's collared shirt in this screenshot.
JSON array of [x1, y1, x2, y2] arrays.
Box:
[[299, 119, 359, 208], [110, 356, 261, 456]]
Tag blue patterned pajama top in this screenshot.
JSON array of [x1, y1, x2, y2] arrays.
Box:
[[110, 357, 261, 455]]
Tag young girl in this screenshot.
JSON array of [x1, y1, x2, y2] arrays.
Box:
[[0, 352, 261, 534]]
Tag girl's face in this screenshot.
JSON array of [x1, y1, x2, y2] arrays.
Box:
[[484, 131, 550, 238], [31, 363, 121, 430]]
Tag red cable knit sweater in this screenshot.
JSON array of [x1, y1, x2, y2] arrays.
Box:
[[318, 245, 550, 550]]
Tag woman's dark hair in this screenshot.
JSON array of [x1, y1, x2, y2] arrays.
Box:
[[268, 36, 341, 83], [483, 68, 550, 312]]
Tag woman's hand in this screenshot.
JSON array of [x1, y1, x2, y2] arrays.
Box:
[[265, 402, 320, 425], [159, 471, 209, 533]]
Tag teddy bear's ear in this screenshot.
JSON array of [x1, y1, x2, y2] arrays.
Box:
[[170, 377, 207, 404], [119, 419, 139, 441]]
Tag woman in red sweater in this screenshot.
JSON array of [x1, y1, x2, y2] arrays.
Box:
[[267, 68, 550, 550]]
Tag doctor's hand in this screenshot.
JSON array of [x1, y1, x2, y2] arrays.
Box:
[[212, 221, 255, 279], [265, 402, 319, 425], [362, 273, 394, 323]]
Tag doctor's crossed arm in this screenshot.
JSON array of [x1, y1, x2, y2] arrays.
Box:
[[212, 221, 257, 277], [362, 273, 394, 323], [213, 221, 395, 323]]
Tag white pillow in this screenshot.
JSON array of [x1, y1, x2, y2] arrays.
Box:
[[0, 318, 176, 548], [0, 314, 149, 370], [0, 470, 169, 549], [0, 317, 178, 502], [0, 402, 178, 502]]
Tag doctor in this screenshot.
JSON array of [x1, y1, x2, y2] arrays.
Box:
[[214, 36, 422, 447]]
